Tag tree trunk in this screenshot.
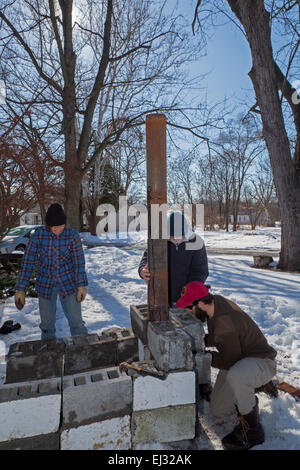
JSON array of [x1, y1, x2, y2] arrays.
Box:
[[89, 195, 100, 236], [65, 164, 82, 230], [227, 0, 300, 271]]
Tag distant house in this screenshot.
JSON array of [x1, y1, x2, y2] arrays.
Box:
[[19, 206, 43, 226], [229, 210, 267, 225]]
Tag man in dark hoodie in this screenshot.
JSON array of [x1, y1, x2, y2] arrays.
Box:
[[175, 281, 277, 451], [138, 211, 209, 306]]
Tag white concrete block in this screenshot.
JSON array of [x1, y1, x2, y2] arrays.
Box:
[[0, 395, 61, 442], [132, 405, 196, 445], [133, 371, 195, 411], [60, 415, 131, 450]]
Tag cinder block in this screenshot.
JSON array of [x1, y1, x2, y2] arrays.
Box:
[[5, 351, 64, 384], [147, 321, 194, 372], [169, 308, 205, 352], [62, 366, 133, 429], [194, 352, 212, 384], [8, 338, 66, 356], [64, 334, 117, 375], [6, 334, 118, 383], [101, 327, 138, 363], [6, 338, 67, 384], [0, 378, 61, 442], [133, 370, 195, 411], [132, 405, 196, 445], [60, 415, 131, 450], [130, 304, 148, 344], [0, 432, 60, 450], [138, 339, 152, 362]]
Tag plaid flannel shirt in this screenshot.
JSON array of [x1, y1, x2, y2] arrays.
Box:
[[15, 226, 88, 299]]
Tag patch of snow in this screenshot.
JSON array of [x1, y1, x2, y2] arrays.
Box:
[[0, 227, 299, 450]]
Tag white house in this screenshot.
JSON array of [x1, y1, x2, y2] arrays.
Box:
[[19, 206, 43, 226], [229, 211, 268, 225]]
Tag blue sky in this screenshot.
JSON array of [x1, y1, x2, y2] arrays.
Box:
[[195, 22, 253, 104], [175, 0, 254, 106]]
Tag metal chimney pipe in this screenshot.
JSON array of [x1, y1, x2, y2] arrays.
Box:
[[146, 114, 169, 321]]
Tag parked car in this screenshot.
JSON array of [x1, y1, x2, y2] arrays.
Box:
[[0, 225, 43, 254]]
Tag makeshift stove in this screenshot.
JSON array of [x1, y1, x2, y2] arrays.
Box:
[[0, 115, 210, 450]]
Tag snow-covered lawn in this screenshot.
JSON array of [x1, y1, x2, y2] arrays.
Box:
[[0, 227, 299, 450], [80, 226, 281, 252]]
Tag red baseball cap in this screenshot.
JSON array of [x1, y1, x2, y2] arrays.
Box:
[[175, 281, 209, 308]]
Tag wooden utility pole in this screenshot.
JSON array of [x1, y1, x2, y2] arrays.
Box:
[[146, 114, 169, 321]]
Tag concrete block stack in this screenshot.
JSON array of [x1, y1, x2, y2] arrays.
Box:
[[6, 329, 138, 384], [129, 304, 212, 447], [130, 304, 211, 386], [61, 366, 132, 450], [0, 308, 211, 450], [0, 329, 138, 450]]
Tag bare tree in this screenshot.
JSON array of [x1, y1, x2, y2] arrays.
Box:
[[82, 128, 145, 234], [193, 0, 300, 270], [0, 0, 208, 230], [243, 158, 276, 229], [0, 139, 35, 239]]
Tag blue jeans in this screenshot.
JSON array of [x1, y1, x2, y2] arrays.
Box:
[[38, 287, 88, 340]]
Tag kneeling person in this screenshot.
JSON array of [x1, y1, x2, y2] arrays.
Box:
[[175, 281, 277, 451]]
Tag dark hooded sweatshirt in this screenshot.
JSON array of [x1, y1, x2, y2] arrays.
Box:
[[138, 234, 209, 303], [206, 295, 277, 370]]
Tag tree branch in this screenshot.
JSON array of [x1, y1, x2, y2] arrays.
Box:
[[0, 10, 63, 95], [77, 0, 113, 163], [109, 31, 177, 63]]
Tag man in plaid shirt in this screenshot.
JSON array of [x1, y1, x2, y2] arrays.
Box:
[[14, 203, 88, 339]]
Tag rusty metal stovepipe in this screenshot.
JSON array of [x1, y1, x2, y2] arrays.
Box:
[[146, 114, 169, 321]]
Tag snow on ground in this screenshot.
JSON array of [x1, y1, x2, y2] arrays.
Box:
[[80, 226, 281, 251], [80, 230, 147, 247], [202, 227, 281, 252], [0, 227, 299, 450]]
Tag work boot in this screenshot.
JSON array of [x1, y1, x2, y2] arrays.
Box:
[[255, 380, 278, 398], [222, 397, 264, 450]]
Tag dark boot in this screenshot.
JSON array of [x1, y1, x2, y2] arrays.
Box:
[[222, 397, 264, 450], [255, 380, 278, 398]]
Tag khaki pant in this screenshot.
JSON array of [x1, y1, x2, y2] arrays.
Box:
[[210, 357, 276, 416]]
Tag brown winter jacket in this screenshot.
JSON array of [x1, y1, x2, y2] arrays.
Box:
[[206, 295, 277, 370]]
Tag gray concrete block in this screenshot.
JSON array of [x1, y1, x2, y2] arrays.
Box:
[[0, 385, 18, 403], [6, 334, 118, 383], [6, 337, 67, 384], [0, 432, 60, 450], [130, 304, 149, 344], [5, 351, 64, 384], [194, 352, 212, 384], [101, 327, 138, 363], [147, 321, 194, 372], [169, 309, 205, 352], [8, 338, 66, 356], [132, 404, 196, 445], [62, 366, 133, 429], [63, 334, 117, 375], [138, 339, 153, 362], [0, 377, 60, 403]]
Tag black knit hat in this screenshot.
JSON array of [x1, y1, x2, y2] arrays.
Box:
[[45, 203, 67, 227]]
